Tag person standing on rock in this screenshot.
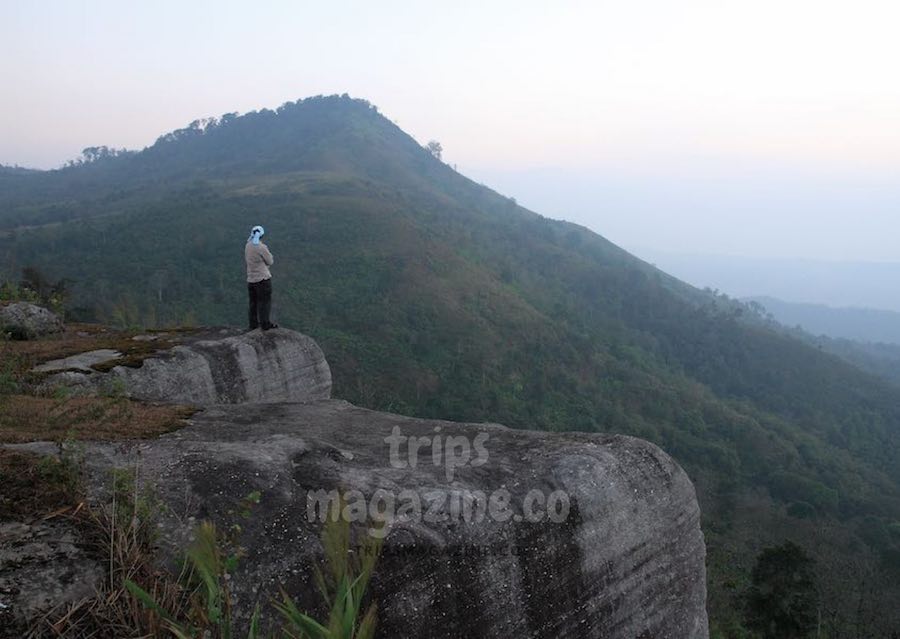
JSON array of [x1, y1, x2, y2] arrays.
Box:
[[245, 225, 278, 331]]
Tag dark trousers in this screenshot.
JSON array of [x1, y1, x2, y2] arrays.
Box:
[[247, 278, 273, 329]]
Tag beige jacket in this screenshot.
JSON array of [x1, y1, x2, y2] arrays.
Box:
[[245, 241, 274, 283]]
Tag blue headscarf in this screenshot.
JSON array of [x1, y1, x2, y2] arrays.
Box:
[[248, 225, 264, 245]]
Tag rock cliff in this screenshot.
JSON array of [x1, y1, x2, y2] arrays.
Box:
[[37, 327, 332, 405], [7, 326, 708, 638]]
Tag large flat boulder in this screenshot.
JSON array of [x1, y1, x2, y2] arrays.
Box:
[[73, 399, 708, 638], [32, 348, 123, 373], [38, 328, 332, 405]]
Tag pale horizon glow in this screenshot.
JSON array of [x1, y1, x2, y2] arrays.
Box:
[[3, 0, 900, 262]]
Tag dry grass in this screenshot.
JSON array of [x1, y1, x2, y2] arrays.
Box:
[[0, 449, 81, 520], [0, 424, 193, 638], [0, 323, 205, 637], [32, 474, 194, 639], [44, 509, 188, 637], [1, 321, 200, 444], [0, 395, 196, 443]]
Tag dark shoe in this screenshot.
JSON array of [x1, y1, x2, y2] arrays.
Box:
[[262, 323, 279, 331]]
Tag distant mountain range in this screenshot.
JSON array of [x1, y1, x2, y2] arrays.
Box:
[[2, 95, 900, 634], [639, 250, 900, 313], [748, 296, 900, 345], [739, 296, 900, 389]]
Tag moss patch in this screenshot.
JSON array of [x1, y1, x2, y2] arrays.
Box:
[[90, 352, 158, 372], [3, 323, 173, 377]]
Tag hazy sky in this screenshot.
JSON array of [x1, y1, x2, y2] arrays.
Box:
[[3, 0, 900, 261]]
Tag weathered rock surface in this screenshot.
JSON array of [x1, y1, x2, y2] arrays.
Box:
[[0, 302, 63, 339], [62, 400, 708, 639], [0, 520, 102, 634], [39, 328, 332, 405]]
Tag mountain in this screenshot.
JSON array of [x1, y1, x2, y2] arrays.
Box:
[[2, 95, 900, 636], [815, 338, 900, 387], [747, 295, 900, 345], [640, 249, 900, 314]]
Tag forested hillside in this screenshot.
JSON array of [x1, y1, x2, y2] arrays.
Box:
[[3, 95, 900, 636], [740, 298, 900, 388]]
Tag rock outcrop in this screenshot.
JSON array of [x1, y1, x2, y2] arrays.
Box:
[[65, 401, 707, 638], [38, 328, 332, 405], [0, 521, 102, 634], [9, 327, 708, 638], [0, 302, 63, 339]]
